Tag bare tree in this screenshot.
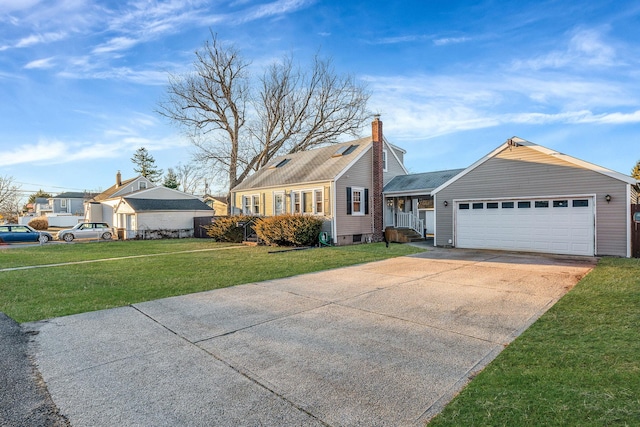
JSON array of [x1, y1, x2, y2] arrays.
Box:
[[0, 175, 21, 222], [174, 162, 209, 195], [158, 32, 370, 199]]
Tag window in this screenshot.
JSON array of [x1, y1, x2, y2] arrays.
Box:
[[273, 193, 285, 215], [418, 197, 434, 209], [139, 182, 147, 189], [270, 158, 290, 168], [535, 201, 549, 208], [60, 199, 67, 208], [303, 191, 313, 213], [293, 192, 301, 213], [314, 189, 323, 214], [518, 201, 531, 208], [252, 195, 260, 215], [502, 202, 514, 208], [333, 144, 359, 157], [382, 149, 388, 172], [553, 200, 568, 208], [459, 203, 470, 210], [573, 199, 589, 207], [472, 202, 484, 209], [487, 202, 499, 209], [347, 187, 367, 215], [243, 196, 251, 214]]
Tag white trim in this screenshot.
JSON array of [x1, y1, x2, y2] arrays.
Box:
[[351, 186, 365, 216], [627, 184, 632, 258], [383, 138, 409, 175], [382, 148, 388, 172], [331, 181, 337, 243]]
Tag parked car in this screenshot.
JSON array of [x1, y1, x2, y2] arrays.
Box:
[[0, 224, 53, 243], [56, 222, 116, 242]]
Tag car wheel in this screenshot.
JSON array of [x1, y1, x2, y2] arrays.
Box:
[[39, 235, 50, 243], [101, 232, 112, 240], [63, 234, 74, 242]]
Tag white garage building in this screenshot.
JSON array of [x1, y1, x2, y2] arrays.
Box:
[[432, 137, 639, 257]]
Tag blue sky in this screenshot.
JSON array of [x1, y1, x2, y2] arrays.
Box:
[[1, 0, 639, 198]]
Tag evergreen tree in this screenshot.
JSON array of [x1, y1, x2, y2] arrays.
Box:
[[163, 168, 180, 189], [27, 189, 53, 204], [131, 147, 164, 183], [632, 159, 640, 180]]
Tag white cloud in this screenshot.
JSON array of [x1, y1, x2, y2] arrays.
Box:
[[24, 57, 55, 69], [513, 28, 617, 71], [433, 36, 470, 46], [92, 37, 139, 54], [15, 31, 67, 48], [233, 0, 316, 23]]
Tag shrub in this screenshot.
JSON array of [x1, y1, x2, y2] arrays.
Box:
[[204, 215, 253, 243], [255, 214, 324, 246], [28, 217, 49, 230]]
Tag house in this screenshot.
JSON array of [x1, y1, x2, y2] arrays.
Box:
[[49, 192, 96, 216], [231, 116, 407, 245], [431, 137, 639, 257], [86, 171, 213, 239], [203, 195, 234, 216], [85, 171, 155, 224]]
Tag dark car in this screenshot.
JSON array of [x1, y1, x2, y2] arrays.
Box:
[[56, 222, 115, 242], [0, 224, 53, 243]]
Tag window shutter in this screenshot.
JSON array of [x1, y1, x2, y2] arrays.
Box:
[[364, 188, 369, 214], [346, 187, 352, 215]]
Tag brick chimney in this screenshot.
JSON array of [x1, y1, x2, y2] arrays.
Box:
[[371, 115, 384, 242], [116, 170, 122, 188]]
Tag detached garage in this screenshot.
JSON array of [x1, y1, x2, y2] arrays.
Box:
[[432, 137, 639, 257]]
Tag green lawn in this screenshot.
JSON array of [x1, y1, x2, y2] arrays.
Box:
[[0, 239, 423, 322], [429, 257, 640, 426]]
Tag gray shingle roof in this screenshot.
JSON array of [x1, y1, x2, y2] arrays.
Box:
[[383, 169, 465, 193], [232, 137, 372, 191], [52, 192, 96, 199], [123, 198, 213, 212]]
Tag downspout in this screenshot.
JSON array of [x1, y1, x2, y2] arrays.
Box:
[[331, 180, 337, 245], [627, 184, 632, 258], [433, 194, 437, 247]]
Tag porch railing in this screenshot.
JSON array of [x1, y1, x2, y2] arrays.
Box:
[[396, 211, 424, 235]]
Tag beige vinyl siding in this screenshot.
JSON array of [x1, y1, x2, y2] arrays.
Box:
[[435, 145, 629, 256], [234, 182, 332, 218], [335, 151, 374, 244]]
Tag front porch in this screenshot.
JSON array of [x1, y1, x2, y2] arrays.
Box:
[[384, 195, 434, 242]]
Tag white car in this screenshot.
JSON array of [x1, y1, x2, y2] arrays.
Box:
[[57, 222, 116, 242]]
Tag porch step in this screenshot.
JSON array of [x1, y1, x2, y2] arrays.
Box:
[[385, 227, 424, 243]]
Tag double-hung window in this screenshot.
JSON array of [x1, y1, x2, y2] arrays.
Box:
[[252, 195, 260, 215], [347, 186, 367, 216], [314, 189, 323, 214], [292, 192, 301, 214]]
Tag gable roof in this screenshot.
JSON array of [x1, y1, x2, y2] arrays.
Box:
[[122, 198, 213, 212], [432, 136, 639, 194], [92, 176, 139, 201], [383, 169, 465, 195], [232, 137, 372, 191]]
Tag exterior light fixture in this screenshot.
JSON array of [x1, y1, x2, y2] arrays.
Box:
[[443, 201, 449, 207], [605, 194, 612, 203]]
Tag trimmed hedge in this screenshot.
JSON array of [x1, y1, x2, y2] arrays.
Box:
[[255, 214, 324, 247], [28, 217, 49, 230], [204, 215, 253, 243]]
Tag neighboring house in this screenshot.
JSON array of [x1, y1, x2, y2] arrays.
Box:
[[431, 137, 639, 257], [231, 117, 407, 245], [49, 192, 96, 216], [110, 186, 213, 239], [33, 198, 53, 217], [203, 195, 234, 216], [86, 172, 213, 239], [85, 171, 155, 225]]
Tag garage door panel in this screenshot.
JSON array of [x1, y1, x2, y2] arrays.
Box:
[[455, 197, 594, 256]]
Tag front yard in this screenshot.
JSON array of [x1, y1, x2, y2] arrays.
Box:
[[0, 239, 422, 322], [429, 256, 640, 426]]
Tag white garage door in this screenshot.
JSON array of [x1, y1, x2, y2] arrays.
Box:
[[455, 197, 594, 256]]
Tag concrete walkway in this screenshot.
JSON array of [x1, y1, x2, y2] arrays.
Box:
[[25, 248, 595, 426]]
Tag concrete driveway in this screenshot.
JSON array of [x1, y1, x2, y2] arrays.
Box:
[[25, 248, 595, 426]]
